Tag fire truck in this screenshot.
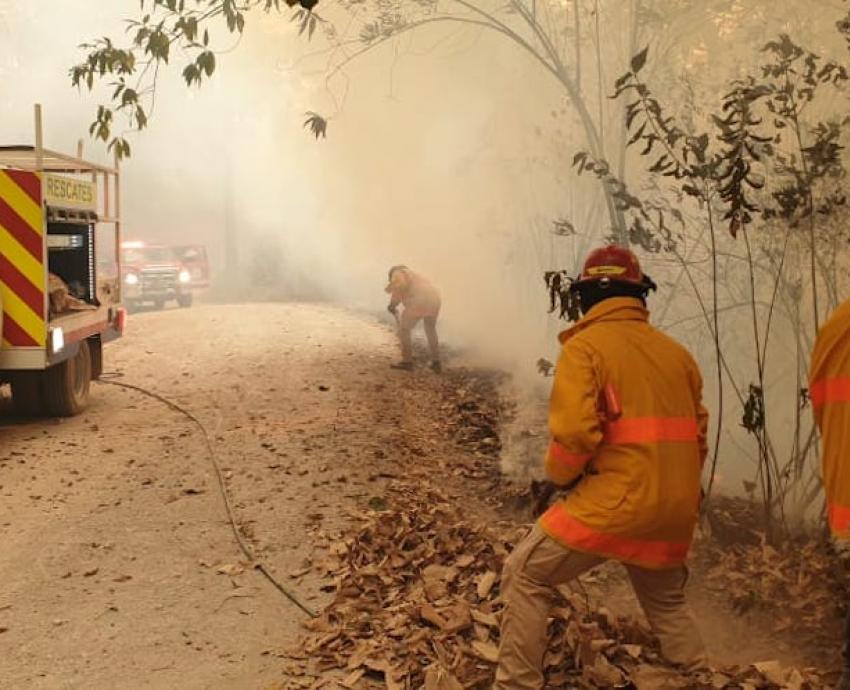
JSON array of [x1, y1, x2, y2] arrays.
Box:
[[172, 244, 210, 291], [118, 241, 209, 310], [0, 105, 125, 416], [120, 241, 194, 310]]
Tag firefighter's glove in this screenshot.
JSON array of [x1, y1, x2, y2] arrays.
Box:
[[531, 480, 557, 518]]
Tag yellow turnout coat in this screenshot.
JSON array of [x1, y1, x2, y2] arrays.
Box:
[[539, 297, 708, 569]]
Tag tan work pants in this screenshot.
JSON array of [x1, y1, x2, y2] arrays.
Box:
[[494, 526, 707, 690], [399, 312, 440, 363]]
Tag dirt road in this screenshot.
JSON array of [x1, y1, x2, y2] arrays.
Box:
[[0, 303, 420, 689]]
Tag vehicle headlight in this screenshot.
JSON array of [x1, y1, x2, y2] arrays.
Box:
[[178, 270, 191, 284], [50, 327, 65, 354], [125, 273, 139, 286]]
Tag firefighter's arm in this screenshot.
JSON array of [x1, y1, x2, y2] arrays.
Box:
[[385, 273, 407, 312], [687, 358, 710, 469], [545, 339, 603, 486]]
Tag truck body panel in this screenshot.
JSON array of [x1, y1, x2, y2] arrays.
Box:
[[172, 244, 211, 290], [0, 168, 47, 351]]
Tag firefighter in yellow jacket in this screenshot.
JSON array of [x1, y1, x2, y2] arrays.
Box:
[[495, 246, 708, 688], [810, 299, 850, 690], [385, 265, 442, 372]]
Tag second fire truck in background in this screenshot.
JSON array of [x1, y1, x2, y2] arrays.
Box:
[[119, 241, 209, 311]]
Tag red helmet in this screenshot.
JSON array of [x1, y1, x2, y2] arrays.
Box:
[[576, 245, 644, 286]]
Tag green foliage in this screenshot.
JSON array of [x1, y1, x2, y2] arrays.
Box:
[[714, 80, 771, 238], [544, 271, 581, 322], [568, 150, 682, 255], [563, 27, 850, 529], [303, 112, 328, 139], [70, 0, 321, 158], [584, 36, 848, 245], [742, 384, 766, 435], [291, 8, 319, 38], [757, 35, 848, 231]]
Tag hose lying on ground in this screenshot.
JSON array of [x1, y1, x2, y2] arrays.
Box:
[[97, 375, 318, 618]]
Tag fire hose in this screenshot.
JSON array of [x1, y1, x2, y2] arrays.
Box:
[[96, 375, 318, 618]]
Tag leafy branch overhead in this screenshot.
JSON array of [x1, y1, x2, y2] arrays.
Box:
[[303, 111, 327, 139], [583, 39, 848, 246], [70, 0, 322, 158], [544, 270, 581, 322]]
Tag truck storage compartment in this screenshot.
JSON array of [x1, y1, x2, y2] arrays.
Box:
[[46, 213, 98, 318]]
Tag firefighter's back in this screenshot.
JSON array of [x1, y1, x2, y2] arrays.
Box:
[[565, 305, 704, 567]]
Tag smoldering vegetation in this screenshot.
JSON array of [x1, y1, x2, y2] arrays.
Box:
[[3, 0, 850, 522]]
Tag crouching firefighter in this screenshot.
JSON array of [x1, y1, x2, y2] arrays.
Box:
[[495, 245, 709, 689], [385, 265, 442, 372], [809, 297, 850, 690]]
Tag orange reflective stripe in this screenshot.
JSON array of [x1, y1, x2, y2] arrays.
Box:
[[540, 504, 690, 568], [547, 440, 592, 470], [809, 378, 850, 408], [828, 501, 850, 536], [604, 417, 698, 445]]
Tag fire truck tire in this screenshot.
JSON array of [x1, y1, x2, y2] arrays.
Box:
[[90, 337, 104, 380], [43, 339, 92, 417], [10, 374, 44, 417], [177, 293, 194, 308]]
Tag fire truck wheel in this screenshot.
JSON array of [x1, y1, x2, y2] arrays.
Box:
[[177, 293, 194, 308], [43, 339, 92, 417], [10, 374, 44, 417]]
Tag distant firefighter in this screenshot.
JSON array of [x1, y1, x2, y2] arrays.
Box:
[[385, 265, 441, 372], [810, 298, 850, 690]]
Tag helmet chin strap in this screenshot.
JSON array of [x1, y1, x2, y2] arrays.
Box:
[[567, 275, 654, 295], [568, 272, 659, 317]]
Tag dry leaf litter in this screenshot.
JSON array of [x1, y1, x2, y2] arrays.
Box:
[[272, 480, 830, 690], [701, 496, 850, 656]]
